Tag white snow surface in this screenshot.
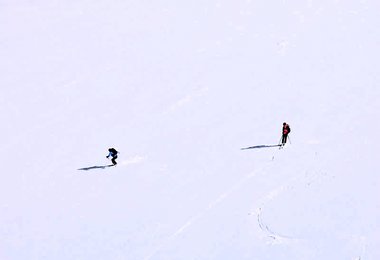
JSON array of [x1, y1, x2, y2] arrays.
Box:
[[1, 1, 379, 259]]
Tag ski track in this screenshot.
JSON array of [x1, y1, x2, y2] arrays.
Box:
[[163, 86, 208, 115], [249, 167, 369, 260], [250, 168, 326, 244], [249, 172, 306, 244], [144, 153, 314, 259], [120, 155, 145, 166], [144, 167, 265, 260], [256, 207, 297, 244]]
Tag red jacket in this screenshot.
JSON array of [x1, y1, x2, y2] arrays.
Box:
[[282, 124, 290, 135]]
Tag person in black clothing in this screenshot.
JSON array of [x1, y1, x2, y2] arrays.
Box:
[[106, 148, 118, 165], [281, 122, 291, 145]]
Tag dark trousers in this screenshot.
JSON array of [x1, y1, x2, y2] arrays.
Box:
[[111, 156, 118, 165], [282, 134, 288, 145]]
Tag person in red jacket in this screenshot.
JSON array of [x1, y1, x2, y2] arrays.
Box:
[[281, 122, 291, 146]]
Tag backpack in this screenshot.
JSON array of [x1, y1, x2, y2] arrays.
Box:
[[109, 148, 118, 155]]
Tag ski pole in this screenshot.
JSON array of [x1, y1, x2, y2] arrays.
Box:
[[288, 135, 291, 144]]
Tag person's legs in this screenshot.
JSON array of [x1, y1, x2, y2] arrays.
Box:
[[282, 134, 288, 145], [111, 155, 118, 165]]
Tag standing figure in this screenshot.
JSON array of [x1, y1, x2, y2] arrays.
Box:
[[281, 122, 291, 146], [106, 148, 118, 165]]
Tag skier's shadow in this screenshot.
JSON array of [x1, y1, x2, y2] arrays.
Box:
[[241, 144, 280, 150], [78, 165, 114, 171]]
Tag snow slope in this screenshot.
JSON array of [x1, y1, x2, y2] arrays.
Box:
[[1, 1, 379, 259]]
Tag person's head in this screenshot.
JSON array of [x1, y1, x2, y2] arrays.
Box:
[[283, 122, 286, 126]]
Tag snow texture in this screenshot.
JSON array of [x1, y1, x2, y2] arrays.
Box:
[[0, 0, 379, 259]]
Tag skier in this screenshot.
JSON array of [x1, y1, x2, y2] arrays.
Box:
[[281, 122, 291, 146], [106, 148, 118, 165]]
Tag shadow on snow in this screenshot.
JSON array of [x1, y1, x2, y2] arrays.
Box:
[[241, 144, 281, 150], [78, 165, 114, 171]]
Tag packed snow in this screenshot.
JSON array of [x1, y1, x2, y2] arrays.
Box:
[[1, 1, 379, 259]]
